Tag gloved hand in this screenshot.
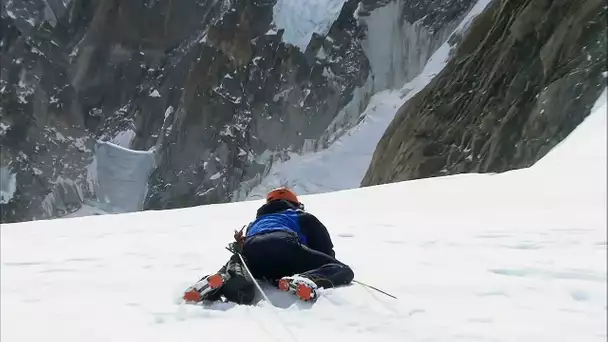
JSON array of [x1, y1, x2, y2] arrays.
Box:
[[233, 225, 245, 248], [226, 224, 248, 255]]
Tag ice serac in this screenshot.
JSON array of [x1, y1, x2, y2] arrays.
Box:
[[273, 0, 348, 51], [362, 0, 607, 186], [359, 0, 471, 92], [94, 141, 155, 212], [0, 167, 17, 204]]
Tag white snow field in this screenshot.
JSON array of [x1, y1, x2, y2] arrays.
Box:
[[1, 90, 606, 342]]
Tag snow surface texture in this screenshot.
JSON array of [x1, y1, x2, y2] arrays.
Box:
[[244, 0, 492, 200], [93, 141, 155, 212], [273, 0, 347, 51], [1, 90, 606, 342]]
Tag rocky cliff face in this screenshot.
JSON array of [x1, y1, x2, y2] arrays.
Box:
[[1, 0, 97, 222], [1, 0, 475, 223], [362, 0, 607, 186], [141, 0, 374, 209], [316, 0, 475, 149]]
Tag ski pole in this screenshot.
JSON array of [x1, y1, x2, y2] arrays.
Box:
[[237, 252, 271, 303], [353, 279, 397, 299]]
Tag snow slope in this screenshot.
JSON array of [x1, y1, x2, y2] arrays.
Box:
[[244, 0, 492, 200], [1, 90, 606, 341]]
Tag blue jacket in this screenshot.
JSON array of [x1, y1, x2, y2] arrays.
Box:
[[245, 200, 335, 257]]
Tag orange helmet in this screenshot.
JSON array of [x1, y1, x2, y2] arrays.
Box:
[[266, 187, 299, 204]]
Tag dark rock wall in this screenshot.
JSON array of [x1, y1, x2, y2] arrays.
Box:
[[362, 0, 607, 186]]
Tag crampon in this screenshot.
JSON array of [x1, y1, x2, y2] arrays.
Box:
[[183, 273, 228, 303], [278, 275, 318, 302]]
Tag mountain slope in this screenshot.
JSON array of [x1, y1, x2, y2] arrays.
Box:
[[241, 0, 491, 199], [1, 90, 605, 341], [0, 0, 476, 223], [362, 0, 607, 186]]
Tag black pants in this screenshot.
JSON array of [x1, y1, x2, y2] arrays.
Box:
[[242, 230, 354, 289], [201, 254, 256, 304]]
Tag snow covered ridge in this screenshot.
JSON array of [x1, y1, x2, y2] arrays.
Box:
[[1, 90, 605, 342]]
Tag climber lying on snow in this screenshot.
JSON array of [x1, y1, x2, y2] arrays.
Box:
[[183, 187, 354, 304]]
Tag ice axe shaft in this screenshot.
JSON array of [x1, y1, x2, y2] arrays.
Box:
[[353, 280, 397, 299]]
